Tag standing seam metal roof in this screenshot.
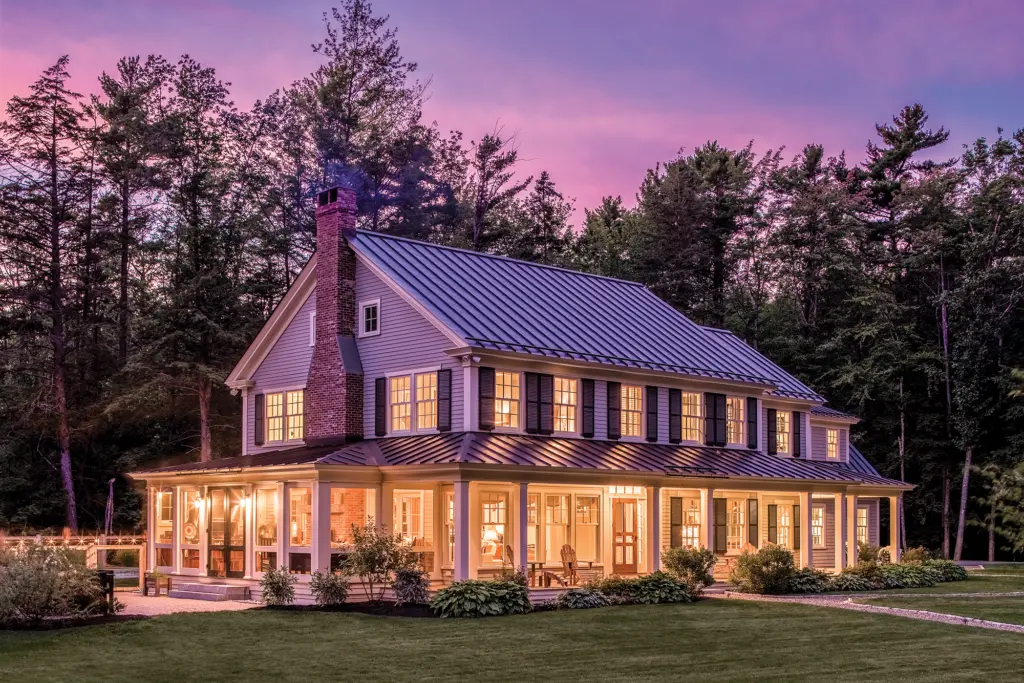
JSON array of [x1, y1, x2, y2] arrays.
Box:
[[351, 231, 822, 399]]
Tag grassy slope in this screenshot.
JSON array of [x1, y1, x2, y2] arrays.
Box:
[[881, 572, 1024, 595], [1, 600, 1023, 683], [861, 596, 1024, 626]]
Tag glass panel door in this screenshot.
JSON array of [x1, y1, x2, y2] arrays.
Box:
[[612, 498, 638, 574], [208, 487, 246, 578]]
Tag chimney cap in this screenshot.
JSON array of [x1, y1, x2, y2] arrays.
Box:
[[318, 187, 339, 207]]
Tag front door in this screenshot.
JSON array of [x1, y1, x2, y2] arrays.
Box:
[[208, 487, 246, 578], [612, 498, 639, 574]]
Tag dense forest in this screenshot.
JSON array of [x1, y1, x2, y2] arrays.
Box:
[[2, 1, 1024, 561]]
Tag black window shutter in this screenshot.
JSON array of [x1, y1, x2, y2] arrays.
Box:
[[581, 379, 595, 438], [792, 411, 802, 457], [645, 386, 659, 442], [254, 393, 265, 446], [747, 499, 759, 547], [374, 377, 387, 437], [539, 374, 554, 435], [746, 397, 758, 449], [607, 382, 621, 440], [524, 372, 541, 434], [437, 369, 452, 432], [768, 504, 778, 544], [713, 498, 727, 554], [704, 393, 727, 447], [715, 393, 727, 445], [670, 497, 683, 548], [478, 367, 495, 431], [766, 408, 777, 455], [793, 505, 801, 550], [668, 389, 682, 443]]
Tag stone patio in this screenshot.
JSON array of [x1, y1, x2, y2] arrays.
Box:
[[117, 593, 257, 617]]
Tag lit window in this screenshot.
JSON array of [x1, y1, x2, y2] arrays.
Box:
[[480, 492, 508, 565], [609, 485, 644, 496], [856, 507, 868, 544], [155, 489, 173, 544], [682, 392, 702, 441], [812, 505, 825, 548], [778, 505, 791, 548], [545, 494, 570, 562], [726, 397, 745, 445], [575, 495, 600, 562], [330, 488, 368, 547], [727, 499, 746, 552], [359, 299, 380, 337], [255, 488, 277, 548], [682, 499, 701, 548], [621, 385, 643, 437], [181, 490, 201, 546], [266, 393, 284, 442], [527, 493, 540, 562], [394, 492, 423, 545], [289, 487, 311, 547], [775, 411, 791, 454], [416, 372, 438, 430], [495, 371, 520, 429], [286, 390, 304, 440], [554, 378, 577, 432], [390, 375, 411, 432], [826, 429, 839, 460], [444, 492, 455, 566]]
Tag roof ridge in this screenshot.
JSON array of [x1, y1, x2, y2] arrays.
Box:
[[353, 229, 646, 287]]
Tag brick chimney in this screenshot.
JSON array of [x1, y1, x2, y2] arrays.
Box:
[[305, 187, 363, 446]]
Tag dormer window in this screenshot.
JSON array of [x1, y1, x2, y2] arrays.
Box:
[[359, 298, 380, 338], [826, 428, 839, 460]]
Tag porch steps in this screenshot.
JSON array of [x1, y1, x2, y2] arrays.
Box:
[[168, 583, 249, 601]]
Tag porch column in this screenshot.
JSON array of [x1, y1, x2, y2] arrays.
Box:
[[199, 485, 211, 576], [312, 482, 332, 573], [171, 486, 181, 575], [833, 493, 845, 571], [453, 480, 471, 581], [378, 482, 394, 534], [516, 483, 529, 571], [275, 483, 287, 573], [243, 484, 254, 578], [701, 487, 715, 551], [146, 487, 156, 573], [798, 492, 813, 568], [432, 484, 444, 580], [889, 496, 901, 563], [846, 494, 858, 567], [646, 486, 661, 573]]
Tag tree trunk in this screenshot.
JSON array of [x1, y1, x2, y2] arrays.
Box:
[[953, 447, 972, 561], [898, 381, 906, 551], [199, 375, 212, 462], [942, 467, 951, 558], [988, 497, 996, 563], [117, 181, 131, 366], [938, 267, 953, 559]]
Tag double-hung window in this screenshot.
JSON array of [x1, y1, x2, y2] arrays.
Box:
[[727, 499, 745, 552], [681, 498, 701, 548], [726, 397, 744, 445], [553, 377, 577, 433], [826, 428, 839, 460], [390, 371, 438, 433], [480, 492, 508, 565], [621, 384, 643, 437], [856, 507, 869, 544], [358, 298, 380, 337], [416, 373, 438, 430], [394, 492, 423, 545], [812, 505, 826, 548], [390, 376, 412, 432], [775, 411, 791, 454], [264, 390, 304, 443], [495, 371, 520, 429], [681, 392, 702, 441], [777, 505, 791, 548]]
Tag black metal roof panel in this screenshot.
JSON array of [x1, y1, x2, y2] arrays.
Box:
[[810, 405, 859, 420], [133, 446, 335, 475], [351, 231, 822, 399], [847, 445, 883, 478]]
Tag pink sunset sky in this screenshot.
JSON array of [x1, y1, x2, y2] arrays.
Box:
[[3, 0, 1023, 221]]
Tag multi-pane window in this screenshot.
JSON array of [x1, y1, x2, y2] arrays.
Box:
[[266, 393, 285, 442], [812, 505, 826, 548], [255, 488, 278, 547], [726, 397, 744, 445], [682, 392, 702, 441], [289, 487, 312, 547], [359, 299, 380, 337], [856, 507, 868, 544], [621, 385, 643, 437], [394, 492, 423, 544], [681, 498, 701, 548], [575, 495, 600, 562], [495, 371, 520, 429], [444, 492, 455, 566], [181, 490, 201, 546], [155, 489, 173, 543], [390, 375, 412, 432], [775, 411, 791, 454], [286, 390, 304, 440], [480, 492, 508, 564], [415, 372, 438, 430], [826, 428, 839, 460], [554, 377, 577, 433], [527, 493, 540, 562], [727, 499, 745, 551], [545, 494, 570, 562], [778, 505, 791, 548]]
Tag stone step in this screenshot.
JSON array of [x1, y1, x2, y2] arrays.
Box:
[[169, 583, 248, 601], [167, 589, 235, 601]]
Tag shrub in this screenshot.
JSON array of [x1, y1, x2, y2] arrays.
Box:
[[554, 587, 610, 610], [593, 573, 693, 604], [878, 563, 939, 589], [309, 570, 349, 606], [0, 545, 114, 625], [787, 567, 831, 594], [393, 566, 430, 606], [497, 566, 529, 587], [593, 575, 641, 604], [729, 545, 795, 594], [923, 559, 968, 582], [662, 546, 717, 592], [260, 565, 297, 606], [857, 543, 890, 564], [430, 579, 531, 618], [900, 546, 931, 563], [343, 521, 418, 602], [828, 571, 875, 592]]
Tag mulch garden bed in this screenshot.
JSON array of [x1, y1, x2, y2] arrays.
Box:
[[259, 601, 437, 618], [1, 614, 150, 631]]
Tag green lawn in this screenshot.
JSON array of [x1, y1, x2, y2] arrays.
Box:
[[882, 571, 1024, 594], [2, 600, 1023, 682], [859, 596, 1024, 626]]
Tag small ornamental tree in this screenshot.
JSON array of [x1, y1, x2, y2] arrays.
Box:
[[343, 521, 418, 603]]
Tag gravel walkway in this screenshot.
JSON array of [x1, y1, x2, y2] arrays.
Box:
[[715, 591, 1024, 634], [118, 593, 258, 617]]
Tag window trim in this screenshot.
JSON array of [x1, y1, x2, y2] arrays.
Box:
[[386, 368, 441, 435], [357, 297, 381, 338], [553, 376, 579, 435], [308, 311, 316, 347], [680, 391, 703, 443], [811, 504, 826, 548], [493, 370, 522, 432], [826, 428, 839, 460], [620, 384, 644, 440], [856, 505, 869, 545], [726, 396, 745, 446], [775, 410, 792, 455], [261, 385, 306, 445]]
